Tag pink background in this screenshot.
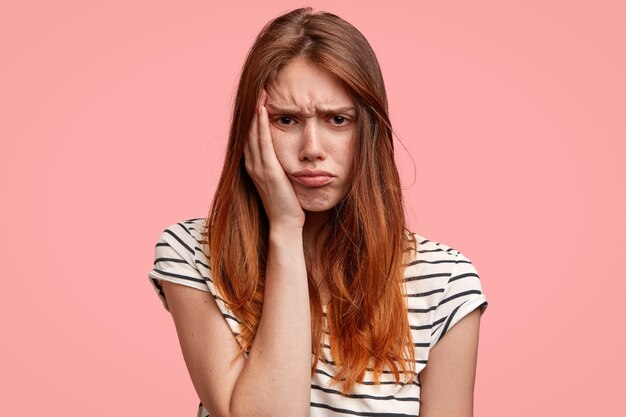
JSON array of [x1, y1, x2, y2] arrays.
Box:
[[1, 0, 624, 415]]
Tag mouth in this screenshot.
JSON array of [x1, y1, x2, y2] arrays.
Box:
[[290, 169, 336, 188]]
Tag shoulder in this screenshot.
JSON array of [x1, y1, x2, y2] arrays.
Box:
[[158, 217, 208, 244], [403, 231, 488, 350], [402, 231, 486, 302], [402, 231, 469, 282], [157, 217, 241, 315], [148, 217, 212, 312], [156, 218, 209, 259]]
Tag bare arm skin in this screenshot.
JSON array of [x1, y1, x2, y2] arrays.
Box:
[[161, 90, 311, 417], [419, 308, 484, 417]]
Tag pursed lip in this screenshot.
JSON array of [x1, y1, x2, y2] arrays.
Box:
[[291, 169, 335, 177], [289, 169, 335, 187]]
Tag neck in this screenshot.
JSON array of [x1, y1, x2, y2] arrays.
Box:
[[302, 209, 333, 255], [302, 209, 333, 301]]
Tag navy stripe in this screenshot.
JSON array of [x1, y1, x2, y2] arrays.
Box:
[[317, 358, 415, 374], [195, 258, 210, 269], [151, 268, 205, 284], [310, 401, 418, 417], [410, 323, 434, 330], [185, 218, 205, 222], [449, 271, 479, 282], [403, 272, 450, 282], [439, 289, 483, 306], [311, 384, 419, 402], [409, 317, 445, 330], [178, 222, 206, 246], [176, 221, 191, 235], [404, 258, 457, 267], [153, 257, 186, 265], [163, 229, 193, 254], [438, 300, 468, 341], [404, 288, 445, 297], [417, 248, 446, 253], [314, 369, 419, 387], [407, 305, 437, 314], [222, 313, 241, 323]]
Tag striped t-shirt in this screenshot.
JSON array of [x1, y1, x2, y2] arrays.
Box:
[[148, 218, 488, 417]]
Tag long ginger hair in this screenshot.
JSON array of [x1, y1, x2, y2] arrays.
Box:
[[204, 7, 419, 393]]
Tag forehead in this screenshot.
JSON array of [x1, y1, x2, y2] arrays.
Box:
[[267, 58, 354, 113]]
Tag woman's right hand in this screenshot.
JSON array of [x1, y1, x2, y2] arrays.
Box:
[[244, 89, 306, 229]]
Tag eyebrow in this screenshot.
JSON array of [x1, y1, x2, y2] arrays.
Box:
[[266, 104, 356, 116]]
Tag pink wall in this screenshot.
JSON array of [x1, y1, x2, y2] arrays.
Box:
[[1, 0, 624, 415]]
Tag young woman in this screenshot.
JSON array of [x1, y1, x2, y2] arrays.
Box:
[[148, 7, 488, 417]]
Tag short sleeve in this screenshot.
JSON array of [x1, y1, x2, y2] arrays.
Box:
[[429, 251, 488, 349], [147, 221, 210, 312]]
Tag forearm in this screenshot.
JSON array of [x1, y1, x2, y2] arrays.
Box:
[[229, 225, 312, 417]]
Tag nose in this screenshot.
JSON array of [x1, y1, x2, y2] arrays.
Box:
[[298, 121, 325, 161]]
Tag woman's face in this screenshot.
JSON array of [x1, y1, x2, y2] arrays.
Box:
[[266, 57, 356, 214]]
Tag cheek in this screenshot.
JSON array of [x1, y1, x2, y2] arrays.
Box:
[[269, 131, 293, 166], [333, 141, 355, 168]]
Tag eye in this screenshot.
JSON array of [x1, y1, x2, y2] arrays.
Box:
[[331, 115, 349, 126], [275, 116, 296, 125]]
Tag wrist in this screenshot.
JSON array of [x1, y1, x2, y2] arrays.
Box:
[[269, 223, 303, 243]]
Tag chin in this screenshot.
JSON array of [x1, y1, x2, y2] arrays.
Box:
[[300, 203, 335, 213], [297, 197, 339, 213], [295, 187, 348, 214]]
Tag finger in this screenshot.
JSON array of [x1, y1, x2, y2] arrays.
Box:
[[258, 88, 276, 162], [257, 101, 275, 162], [247, 109, 260, 167]]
